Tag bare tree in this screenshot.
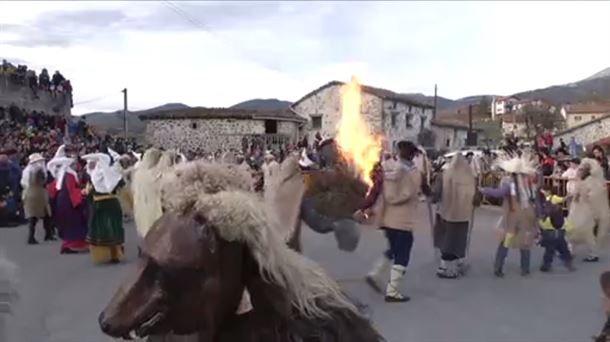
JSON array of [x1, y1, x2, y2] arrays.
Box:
[[522, 104, 564, 138]]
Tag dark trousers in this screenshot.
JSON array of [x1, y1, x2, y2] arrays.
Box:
[[382, 227, 414, 267], [28, 216, 53, 239], [494, 243, 531, 273], [541, 229, 572, 267]]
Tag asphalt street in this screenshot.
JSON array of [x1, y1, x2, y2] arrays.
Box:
[[1, 206, 608, 342]]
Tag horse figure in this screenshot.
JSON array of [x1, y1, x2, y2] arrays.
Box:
[[99, 161, 383, 341]]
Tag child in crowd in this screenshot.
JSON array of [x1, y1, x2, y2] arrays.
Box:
[[594, 271, 610, 342], [538, 185, 575, 272]]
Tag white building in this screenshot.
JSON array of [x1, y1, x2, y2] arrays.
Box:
[[490, 96, 522, 120], [291, 80, 435, 150]]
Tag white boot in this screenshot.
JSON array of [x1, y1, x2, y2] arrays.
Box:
[[385, 265, 410, 302], [436, 259, 447, 275], [437, 260, 459, 279], [365, 256, 391, 293]]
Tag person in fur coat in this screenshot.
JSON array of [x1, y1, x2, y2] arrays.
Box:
[[432, 153, 480, 279], [365, 141, 421, 303], [479, 153, 539, 277], [131, 148, 162, 244], [566, 158, 610, 262]]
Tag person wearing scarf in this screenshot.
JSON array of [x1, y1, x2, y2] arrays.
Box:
[[20, 153, 55, 244], [82, 153, 125, 264], [47, 156, 88, 254], [479, 152, 539, 277]]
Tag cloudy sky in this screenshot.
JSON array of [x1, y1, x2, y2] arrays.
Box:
[[1, 1, 609, 115]]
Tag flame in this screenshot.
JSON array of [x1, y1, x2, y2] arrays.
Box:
[[336, 76, 382, 187]]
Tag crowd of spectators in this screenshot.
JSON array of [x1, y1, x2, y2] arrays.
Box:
[[1, 59, 73, 106], [0, 104, 139, 227]]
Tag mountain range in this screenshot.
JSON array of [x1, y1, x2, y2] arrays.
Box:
[[81, 67, 610, 135]]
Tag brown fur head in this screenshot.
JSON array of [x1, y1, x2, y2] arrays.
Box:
[[99, 161, 361, 340]]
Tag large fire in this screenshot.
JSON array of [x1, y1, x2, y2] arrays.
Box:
[[336, 76, 382, 187]]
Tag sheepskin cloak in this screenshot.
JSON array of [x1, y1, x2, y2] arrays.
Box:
[[567, 158, 610, 246]]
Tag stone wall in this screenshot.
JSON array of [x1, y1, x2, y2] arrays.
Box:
[[145, 118, 300, 152], [0, 75, 71, 116], [292, 83, 433, 147], [381, 100, 433, 148], [433, 126, 467, 151], [555, 115, 610, 147]]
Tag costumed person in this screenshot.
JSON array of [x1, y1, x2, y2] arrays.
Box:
[[131, 148, 163, 246], [566, 158, 610, 262], [479, 152, 538, 277], [537, 184, 574, 272], [261, 150, 280, 202], [365, 141, 421, 303], [115, 154, 136, 221], [432, 153, 480, 279], [46, 156, 88, 254], [20, 153, 54, 244], [82, 153, 125, 264]]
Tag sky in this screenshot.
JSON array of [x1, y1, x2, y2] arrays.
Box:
[[1, 1, 609, 115]]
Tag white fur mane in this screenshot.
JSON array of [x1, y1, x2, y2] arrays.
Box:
[[493, 151, 537, 174], [160, 160, 358, 319]]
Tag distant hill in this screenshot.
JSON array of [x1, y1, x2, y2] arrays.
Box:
[[230, 98, 292, 110], [513, 72, 610, 105], [81, 103, 190, 136]]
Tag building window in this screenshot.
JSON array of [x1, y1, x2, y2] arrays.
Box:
[[406, 114, 413, 128], [446, 138, 450, 148], [574, 116, 582, 121], [265, 120, 277, 134], [392, 101, 397, 109], [191, 122, 198, 129], [408, 105, 412, 113], [311, 116, 322, 129], [391, 113, 397, 127]]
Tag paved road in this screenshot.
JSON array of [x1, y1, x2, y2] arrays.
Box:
[[1, 206, 608, 342]]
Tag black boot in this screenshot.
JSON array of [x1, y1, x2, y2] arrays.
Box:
[[43, 216, 56, 241], [494, 243, 508, 277], [27, 218, 38, 245]]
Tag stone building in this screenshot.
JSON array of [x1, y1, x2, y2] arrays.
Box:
[[431, 116, 478, 151], [291, 80, 435, 150], [0, 74, 71, 116], [561, 102, 610, 129], [139, 107, 306, 153], [555, 114, 610, 150]]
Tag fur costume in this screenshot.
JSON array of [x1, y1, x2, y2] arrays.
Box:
[[159, 160, 358, 319], [566, 158, 610, 257], [264, 154, 305, 243], [131, 148, 163, 240]]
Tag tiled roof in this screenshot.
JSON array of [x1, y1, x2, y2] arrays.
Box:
[[292, 80, 434, 109], [139, 107, 307, 122], [563, 102, 610, 115], [431, 116, 470, 130]]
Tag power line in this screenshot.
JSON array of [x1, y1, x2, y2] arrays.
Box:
[[73, 91, 122, 106]]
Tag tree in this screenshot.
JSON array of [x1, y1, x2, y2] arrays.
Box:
[[475, 119, 503, 146], [477, 96, 492, 118], [522, 104, 564, 138]]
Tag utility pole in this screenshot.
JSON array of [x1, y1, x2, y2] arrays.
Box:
[[468, 104, 473, 132], [122, 88, 128, 140], [433, 84, 437, 119]]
